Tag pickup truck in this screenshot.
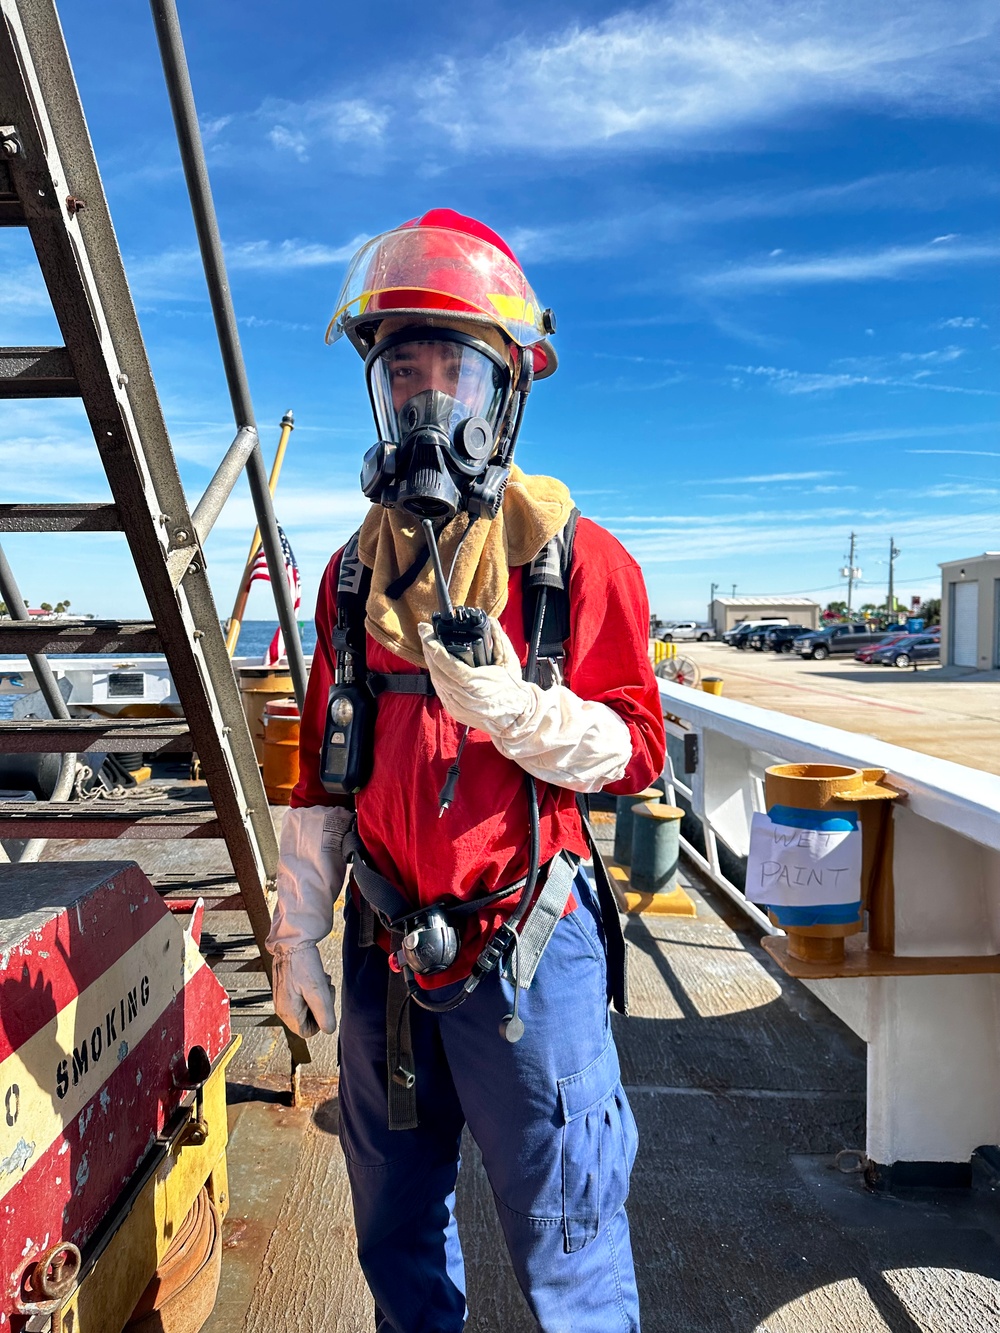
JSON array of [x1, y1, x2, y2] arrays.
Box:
[[725, 619, 789, 649], [748, 624, 806, 652], [660, 622, 714, 642], [793, 623, 884, 660]]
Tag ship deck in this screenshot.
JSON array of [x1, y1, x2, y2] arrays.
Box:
[[36, 788, 1000, 1332]]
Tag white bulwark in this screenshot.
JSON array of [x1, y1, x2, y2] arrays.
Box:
[[709, 595, 821, 636], [939, 553, 1000, 671]]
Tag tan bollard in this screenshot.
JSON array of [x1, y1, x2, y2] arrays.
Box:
[[763, 763, 898, 965]]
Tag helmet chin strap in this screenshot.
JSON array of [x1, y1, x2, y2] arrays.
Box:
[[498, 348, 534, 466]]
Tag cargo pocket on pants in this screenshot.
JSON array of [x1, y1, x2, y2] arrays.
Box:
[[557, 1040, 638, 1253]]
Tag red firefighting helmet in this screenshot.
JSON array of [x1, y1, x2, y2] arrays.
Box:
[[326, 208, 557, 378]]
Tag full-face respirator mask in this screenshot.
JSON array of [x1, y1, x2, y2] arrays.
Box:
[[359, 327, 531, 521]]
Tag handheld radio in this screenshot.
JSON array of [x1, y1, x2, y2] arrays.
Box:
[[421, 518, 494, 668]]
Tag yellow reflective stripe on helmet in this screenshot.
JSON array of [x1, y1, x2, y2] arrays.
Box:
[[485, 292, 536, 340]]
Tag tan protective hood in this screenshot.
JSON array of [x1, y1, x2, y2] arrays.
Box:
[[357, 466, 574, 667]]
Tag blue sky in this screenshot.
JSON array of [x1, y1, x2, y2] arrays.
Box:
[[2, 0, 998, 624]]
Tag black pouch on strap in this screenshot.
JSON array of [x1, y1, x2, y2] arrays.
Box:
[[576, 793, 630, 1017], [385, 945, 418, 1131]]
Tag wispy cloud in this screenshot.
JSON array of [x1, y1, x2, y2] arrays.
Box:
[[226, 236, 369, 271], [243, 2, 999, 167], [0, 268, 50, 314], [601, 507, 1000, 567], [697, 470, 840, 485], [123, 234, 368, 302], [729, 361, 998, 397], [702, 236, 1000, 291], [422, 2, 998, 154], [806, 422, 1000, 446], [936, 315, 988, 329], [509, 169, 1000, 265], [918, 482, 1000, 497], [260, 96, 390, 165], [907, 448, 1000, 457]]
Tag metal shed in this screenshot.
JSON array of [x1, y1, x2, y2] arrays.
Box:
[[939, 553, 1000, 670], [709, 596, 821, 636]]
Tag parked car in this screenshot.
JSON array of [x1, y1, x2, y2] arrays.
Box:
[[725, 618, 789, 648], [660, 621, 715, 642], [869, 633, 940, 668], [855, 628, 937, 663], [793, 623, 885, 660], [748, 624, 805, 652]]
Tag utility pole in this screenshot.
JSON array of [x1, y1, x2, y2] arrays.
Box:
[[731, 583, 737, 597], [887, 537, 900, 619], [709, 582, 719, 630], [847, 533, 856, 615], [840, 532, 860, 616]]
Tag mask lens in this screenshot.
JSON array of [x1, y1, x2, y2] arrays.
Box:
[[369, 337, 506, 445]]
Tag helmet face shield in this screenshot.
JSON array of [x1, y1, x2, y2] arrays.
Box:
[[367, 333, 508, 447], [328, 225, 548, 348]]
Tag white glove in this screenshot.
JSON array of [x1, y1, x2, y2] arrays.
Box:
[[267, 804, 353, 1038], [418, 619, 633, 793]]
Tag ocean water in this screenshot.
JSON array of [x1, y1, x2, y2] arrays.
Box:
[[0, 621, 318, 718], [233, 619, 318, 660]]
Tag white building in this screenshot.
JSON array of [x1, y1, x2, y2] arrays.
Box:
[[708, 595, 821, 636], [939, 553, 1000, 671]]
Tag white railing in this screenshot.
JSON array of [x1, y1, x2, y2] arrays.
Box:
[[658, 678, 1000, 1173]]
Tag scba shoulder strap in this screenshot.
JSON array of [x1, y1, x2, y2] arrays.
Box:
[[333, 530, 372, 681], [522, 507, 579, 687]]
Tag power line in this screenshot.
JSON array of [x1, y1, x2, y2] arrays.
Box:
[[736, 573, 942, 598]]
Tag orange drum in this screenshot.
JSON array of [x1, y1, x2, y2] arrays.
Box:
[[262, 697, 301, 805], [238, 666, 294, 765]]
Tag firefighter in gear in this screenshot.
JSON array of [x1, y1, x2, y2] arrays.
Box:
[[268, 209, 666, 1332]]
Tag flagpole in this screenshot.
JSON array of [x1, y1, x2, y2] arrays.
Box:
[[226, 409, 294, 657]]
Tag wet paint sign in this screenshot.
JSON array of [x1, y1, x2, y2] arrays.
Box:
[[745, 808, 862, 907]]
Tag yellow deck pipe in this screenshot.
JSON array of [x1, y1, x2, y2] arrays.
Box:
[[225, 410, 294, 657]]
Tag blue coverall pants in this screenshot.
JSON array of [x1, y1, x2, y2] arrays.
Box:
[[338, 867, 641, 1333]]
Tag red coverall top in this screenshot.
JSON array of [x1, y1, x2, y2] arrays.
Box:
[[291, 515, 667, 987]]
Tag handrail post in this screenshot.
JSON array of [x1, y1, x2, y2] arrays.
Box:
[[149, 0, 307, 709]]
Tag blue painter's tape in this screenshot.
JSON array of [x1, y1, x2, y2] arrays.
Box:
[[768, 901, 862, 926], [768, 805, 858, 833]]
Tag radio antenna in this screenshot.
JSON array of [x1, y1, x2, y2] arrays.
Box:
[[422, 518, 455, 618]]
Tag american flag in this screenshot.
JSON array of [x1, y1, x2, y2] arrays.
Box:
[[245, 525, 301, 666]]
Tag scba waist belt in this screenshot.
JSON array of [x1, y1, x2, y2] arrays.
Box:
[[367, 670, 436, 697], [343, 823, 577, 1130]]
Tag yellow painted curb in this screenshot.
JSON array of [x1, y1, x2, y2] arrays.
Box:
[[623, 888, 697, 917], [605, 861, 697, 917]]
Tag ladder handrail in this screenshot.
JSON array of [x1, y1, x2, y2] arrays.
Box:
[[0, 541, 77, 865], [191, 425, 259, 545], [149, 0, 308, 710]]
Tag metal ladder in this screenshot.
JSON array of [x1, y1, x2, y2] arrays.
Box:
[[0, 0, 309, 1069]]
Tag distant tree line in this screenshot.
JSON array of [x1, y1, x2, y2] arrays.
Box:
[[0, 598, 73, 616], [823, 597, 940, 625]]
